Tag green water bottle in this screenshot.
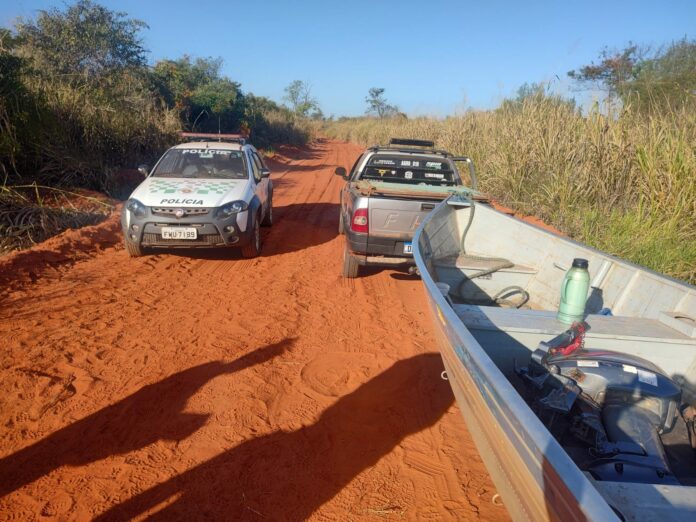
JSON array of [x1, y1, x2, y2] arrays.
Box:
[[557, 258, 590, 324]]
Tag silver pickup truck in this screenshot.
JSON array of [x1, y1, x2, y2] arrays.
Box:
[[336, 138, 479, 278]]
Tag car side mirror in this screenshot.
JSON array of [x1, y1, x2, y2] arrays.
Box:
[[260, 168, 271, 178], [335, 167, 347, 179], [137, 164, 149, 176]]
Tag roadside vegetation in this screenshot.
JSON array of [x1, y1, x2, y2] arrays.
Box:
[[325, 43, 696, 284], [0, 0, 312, 253]]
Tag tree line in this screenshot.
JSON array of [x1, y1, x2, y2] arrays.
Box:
[[0, 0, 311, 193], [508, 39, 696, 113]]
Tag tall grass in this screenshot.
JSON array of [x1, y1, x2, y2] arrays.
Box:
[[247, 109, 312, 148], [17, 72, 182, 191], [325, 99, 696, 284]]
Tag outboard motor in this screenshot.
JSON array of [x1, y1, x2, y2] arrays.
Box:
[[517, 322, 682, 485]]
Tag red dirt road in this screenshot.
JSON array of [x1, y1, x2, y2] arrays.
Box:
[[0, 140, 508, 521]]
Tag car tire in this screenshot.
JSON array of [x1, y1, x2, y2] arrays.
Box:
[[342, 242, 360, 278], [261, 197, 273, 227], [338, 210, 344, 235], [241, 215, 261, 258], [125, 239, 143, 257]]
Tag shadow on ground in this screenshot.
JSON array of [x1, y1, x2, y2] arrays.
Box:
[[96, 353, 452, 521], [159, 202, 340, 260], [0, 339, 293, 498]]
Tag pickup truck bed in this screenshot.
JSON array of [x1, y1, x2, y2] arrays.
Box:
[[353, 180, 484, 201]]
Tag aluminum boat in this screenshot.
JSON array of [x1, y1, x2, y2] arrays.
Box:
[[413, 195, 696, 521]]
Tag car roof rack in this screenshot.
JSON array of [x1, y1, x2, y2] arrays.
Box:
[[180, 132, 247, 145], [368, 137, 450, 157], [389, 138, 435, 148]]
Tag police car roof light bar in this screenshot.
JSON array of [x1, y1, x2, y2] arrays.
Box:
[[180, 132, 247, 145]]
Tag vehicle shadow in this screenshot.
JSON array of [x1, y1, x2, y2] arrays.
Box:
[[267, 163, 334, 173], [390, 272, 420, 281], [267, 176, 297, 190], [356, 265, 417, 280], [160, 202, 340, 260], [264, 141, 327, 165], [262, 201, 339, 256], [0, 339, 293, 498], [96, 353, 453, 521]]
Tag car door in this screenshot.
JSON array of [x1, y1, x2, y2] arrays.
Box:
[[248, 149, 268, 215]]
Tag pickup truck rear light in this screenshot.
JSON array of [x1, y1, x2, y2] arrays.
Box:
[[351, 208, 369, 233]]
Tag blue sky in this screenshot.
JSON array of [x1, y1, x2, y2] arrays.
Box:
[[2, 0, 695, 116]]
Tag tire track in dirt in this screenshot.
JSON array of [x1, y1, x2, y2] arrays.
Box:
[[0, 139, 508, 521]]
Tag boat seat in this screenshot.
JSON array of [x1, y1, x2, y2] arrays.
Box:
[[434, 254, 537, 274], [452, 305, 695, 343], [452, 304, 696, 385]]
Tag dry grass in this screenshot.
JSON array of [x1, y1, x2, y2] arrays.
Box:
[[0, 185, 111, 253], [325, 99, 696, 284]]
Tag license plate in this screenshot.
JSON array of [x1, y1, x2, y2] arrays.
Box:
[[161, 227, 197, 240], [403, 242, 413, 254]]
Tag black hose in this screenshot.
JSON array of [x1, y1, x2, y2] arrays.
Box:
[[460, 198, 475, 254], [492, 285, 530, 308], [454, 199, 530, 308]]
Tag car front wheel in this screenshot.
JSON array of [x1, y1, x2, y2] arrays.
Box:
[[241, 215, 261, 258], [124, 238, 143, 257]]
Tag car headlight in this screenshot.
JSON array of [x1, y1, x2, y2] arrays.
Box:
[[217, 200, 248, 218], [126, 198, 147, 218]]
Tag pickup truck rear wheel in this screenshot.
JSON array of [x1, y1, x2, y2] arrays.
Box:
[[124, 239, 143, 257], [338, 211, 345, 235], [342, 243, 360, 278]]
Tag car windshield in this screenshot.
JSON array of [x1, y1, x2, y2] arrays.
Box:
[[151, 148, 248, 179], [359, 154, 458, 186]]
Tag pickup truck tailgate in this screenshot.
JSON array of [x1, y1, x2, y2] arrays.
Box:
[[368, 198, 436, 238]]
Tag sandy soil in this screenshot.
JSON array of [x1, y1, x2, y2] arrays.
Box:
[[0, 140, 508, 521]]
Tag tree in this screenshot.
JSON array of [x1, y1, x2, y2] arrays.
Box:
[[4, 1, 159, 186], [152, 56, 244, 132], [515, 82, 546, 101], [500, 81, 576, 112], [309, 107, 324, 120], [365, 87, 398, 119], [568, 44, 642, 100], [0, 0, 310, 200], [568, 40, 696, 111], [14, 0, 147, 80], [630, 39, 696, 111], [283, 80, 319, 118]]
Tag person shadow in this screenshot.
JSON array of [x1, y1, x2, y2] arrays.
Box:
[[0, 339, 293, 498], [97, 353, 453, 521]]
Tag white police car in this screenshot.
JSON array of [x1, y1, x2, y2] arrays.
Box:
[[121, 133, 273, 257]]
